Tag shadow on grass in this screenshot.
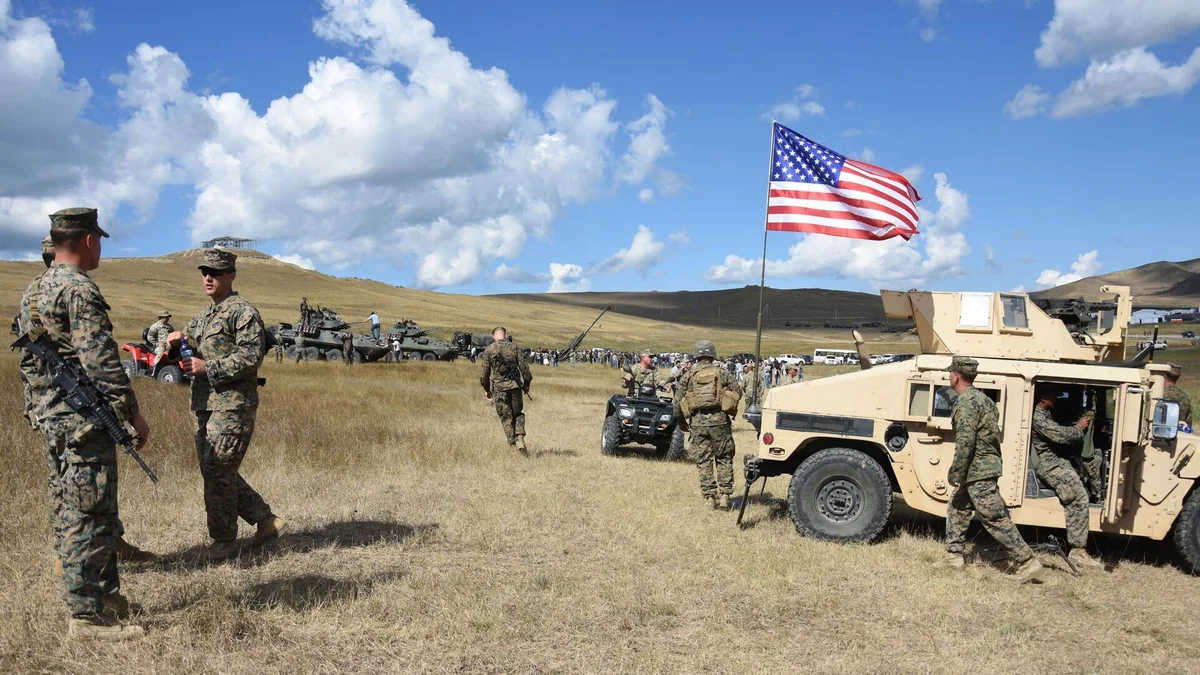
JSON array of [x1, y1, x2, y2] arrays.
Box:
[[603, 444, 689, 463], [732, 491, 788, 530], [237, 569, 408, 611], [150, 519, 439, 573]]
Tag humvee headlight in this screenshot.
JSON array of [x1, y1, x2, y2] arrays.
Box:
[[762, 433, 774, 445], [618, 407, 633, 418]]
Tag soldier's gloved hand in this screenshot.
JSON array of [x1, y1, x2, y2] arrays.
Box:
[[132, 411, 150, 451]]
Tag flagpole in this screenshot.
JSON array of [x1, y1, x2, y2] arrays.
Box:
[[749, 120, 775, 412]]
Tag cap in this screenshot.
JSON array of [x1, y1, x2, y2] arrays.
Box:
[[41, 236, 54, 255], [946, 355, 979, 376], [49, 207, 109, 238], [786, 363, 799, 371], [640, 349, 653, 357], [158, 310, 172, 319], [198, 248, 237, 271], [1166, 362, 1182, 379]]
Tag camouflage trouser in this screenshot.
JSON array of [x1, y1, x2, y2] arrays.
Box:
[[691, 423, 735, 497], [274, 346, 283, 363], [1037, 465, 1090, 548], [41, 416, 121, 617], [194, 410, 272, 542], [343, 342, 353, 365], [1080, 454, 1103, 500], [492, 388, 525, 445], [945, 479, 1034, 564], [295, 338, 306, 363]]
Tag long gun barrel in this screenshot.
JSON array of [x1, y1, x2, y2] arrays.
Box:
[[12, 332, 159, 483], [557, 305, 612, 358]]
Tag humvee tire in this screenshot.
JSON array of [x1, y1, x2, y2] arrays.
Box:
[[664, 427, 686, 461], [156, 364, 183, 384], [601, 415, 620, 456], [1172, 489, 1200, 574], [787, 447, 892, 543]]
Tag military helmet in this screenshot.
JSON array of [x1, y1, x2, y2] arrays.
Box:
[[694, 340, 717, 359]]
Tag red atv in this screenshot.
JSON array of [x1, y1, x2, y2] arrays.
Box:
[[121, 342, 188, 384]]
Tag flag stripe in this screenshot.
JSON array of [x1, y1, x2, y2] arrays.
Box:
[[766, 219, 915, 241], [837, 169, 920, 220], [770, 185, 919, 227], [844, 159, 919, 200], [767, 201, 916, 233]]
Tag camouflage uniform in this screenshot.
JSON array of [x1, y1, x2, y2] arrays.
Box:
[[742, 368, 761, 407], [184, 249, 274, 544], [146, 315, 173, 361], [17, 208, 134, 618], [1031, 407, 1090, 549], [778, 371, 801, 386], [479, 338, 532, 447], [627, 362, 669, 393], [342, 332, 353, 366], [943, 357, 1034, 564], [1165, 383, 1192, 426], [674, 343, 743, 499]]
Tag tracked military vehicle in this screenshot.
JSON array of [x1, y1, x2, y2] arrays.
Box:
[[385, 320, 458, 361], [272, 302, 388, 363], [744, 286, 1200, 572]]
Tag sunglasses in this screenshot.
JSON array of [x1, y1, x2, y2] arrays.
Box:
[[199, 267, 232, 278]]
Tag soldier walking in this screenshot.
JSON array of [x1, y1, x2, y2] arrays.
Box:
[[674, 340, 742, 510], [17, 207, 150, 640], [1030, 386, 1103, 569], [146, 310, 173, 363], [165, 249, 284, 562], [479, 327, 532, 455], [938, 356, 1043, 582]]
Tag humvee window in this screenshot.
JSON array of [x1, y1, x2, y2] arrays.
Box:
[[1000, 294, 1028, 329], [958, 292, 992, 329], [932, 386, 1000, 418], [908, 383, 931, 417]]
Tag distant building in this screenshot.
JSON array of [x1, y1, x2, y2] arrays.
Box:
[[201, 236, 256, 249], [1131, 309, 1171, 324]]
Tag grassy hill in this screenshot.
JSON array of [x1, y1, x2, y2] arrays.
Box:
[[1031, 257, 1200, 308], [0, 249, 913, 355]]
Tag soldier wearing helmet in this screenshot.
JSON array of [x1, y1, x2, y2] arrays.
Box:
[[673, 340, 743, 510]]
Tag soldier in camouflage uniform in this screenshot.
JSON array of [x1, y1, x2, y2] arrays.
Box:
[[341, 331, 353, 366], [479, 327, 532, 455], [623, 349, 669, 394], [938, 356, 1043, 582], [145, 310, 173, 362], [1030, 386, 1103, 569], [673, 340, 742, 510], [742, 362, 761, 408], [1164, 363, 1192, 426], [17, 208, 149, 640], [165, 248, 284, 562], [778, 364, 801, 386]]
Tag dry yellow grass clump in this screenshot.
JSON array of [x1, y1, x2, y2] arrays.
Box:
[[2, 350, 1200, 674]]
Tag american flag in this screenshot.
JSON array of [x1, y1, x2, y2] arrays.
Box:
[[767, 123, 920, 240]]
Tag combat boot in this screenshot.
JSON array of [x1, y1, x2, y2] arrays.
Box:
[[67, 614, 145, 641], [704, 496, 717, 509], [718, 494, 731, 511], [515, 436, 529, 457], [1012, 556, 1044, 583], [1068, 548, 1104, 571], [251, 515, 285, 548], [116, 538, 157, 564], [933, 553, 966, 569], [206, 539, 239, 563], [103, 593, 138, 620]]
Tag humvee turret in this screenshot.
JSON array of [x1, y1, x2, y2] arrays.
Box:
[[745, 285, 1200, 571]]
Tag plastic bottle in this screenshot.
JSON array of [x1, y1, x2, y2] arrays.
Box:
[[180, 337, 194, 359]]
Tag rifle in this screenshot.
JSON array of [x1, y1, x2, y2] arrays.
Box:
[[556, 305, 611, 360], [12, 331, 159, 483]]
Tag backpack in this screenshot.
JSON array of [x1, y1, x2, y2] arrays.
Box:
[[683, 364, 739, 416]]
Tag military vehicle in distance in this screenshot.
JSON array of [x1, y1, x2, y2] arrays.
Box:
[[744, 285, 1200, 572], [385, 320, 459, 361], [272, 302, 388, 363]]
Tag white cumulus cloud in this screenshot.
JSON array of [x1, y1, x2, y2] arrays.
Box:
[[1051, 47, 1200, 117], [273, 253, 316, 270], [547, 262, 590, 293], [1004, 84, 1050, 119], [765, 84, 825, 122], [638, 188, 654, 203], [1036, 250, 1100, 288], [618, 94, 671, 186], [595, 225, 664, 275], [668, 230, 690, 244]]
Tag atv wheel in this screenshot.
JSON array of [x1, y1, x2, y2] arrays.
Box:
[[121, 359, 138, 380], [787, 447, 892, 543], [601, 415, 621, 456], [1173, 488, 1200, 574], [156, 365, 184, 384], [326, 350, 342, 362], [664, 427, 686, 461], [421, 352, 436, 361]]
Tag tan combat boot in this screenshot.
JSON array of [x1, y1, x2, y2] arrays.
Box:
[[53, 558, 63, 577], [704, 496, 717, 509], [515, 437, 529, 457], [718, 494, 731, 511], [1068, 548, 1104, 571], [104, 593, 137, 620], [116, 538, 157, 564], [1012, 557, 1044, 583], [251, 515, 285, 548], [67, 614, 145, 641], [934, 553, 966, 569], [207, 539, 239, 563]]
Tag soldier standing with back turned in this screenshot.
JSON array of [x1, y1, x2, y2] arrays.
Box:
[[479, 327, 532, 456], [938, 356, 1043, 583], [17, 208, 150, 640], [674, 340, 742, 510], [165, 249, 284, 562]]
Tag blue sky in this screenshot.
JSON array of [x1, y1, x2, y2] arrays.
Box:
[[2, 0, 1197, 295]]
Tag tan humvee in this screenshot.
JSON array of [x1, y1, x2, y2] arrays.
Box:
[[747, 285, 1200, 570]]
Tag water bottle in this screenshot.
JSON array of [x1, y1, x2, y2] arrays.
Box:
[[180, 337, 194, 359]]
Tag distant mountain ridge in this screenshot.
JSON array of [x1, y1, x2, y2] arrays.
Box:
[[1031, 257, 1200, 308]]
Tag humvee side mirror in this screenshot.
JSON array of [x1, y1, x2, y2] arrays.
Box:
[[1152, 400, 1180, 441]]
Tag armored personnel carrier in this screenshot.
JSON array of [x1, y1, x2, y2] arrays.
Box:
[[385, 320, 459, 361], [272, 301, 388, 363], [744, 286, 1200, 571]]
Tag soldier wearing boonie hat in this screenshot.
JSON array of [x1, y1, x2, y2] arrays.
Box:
[[1164, 363, 1192, 426], [146, 310, 174, 362]]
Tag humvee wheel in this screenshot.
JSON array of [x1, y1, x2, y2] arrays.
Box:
[[601, 415, 621, 456], [156, 364, 183, 384], [664, 427, 686, 461], [787, 447, 892, 543], [1172, 489, 1200, 573]]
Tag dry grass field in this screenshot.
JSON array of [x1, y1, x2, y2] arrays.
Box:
[[3, 347, 1200, 674]]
